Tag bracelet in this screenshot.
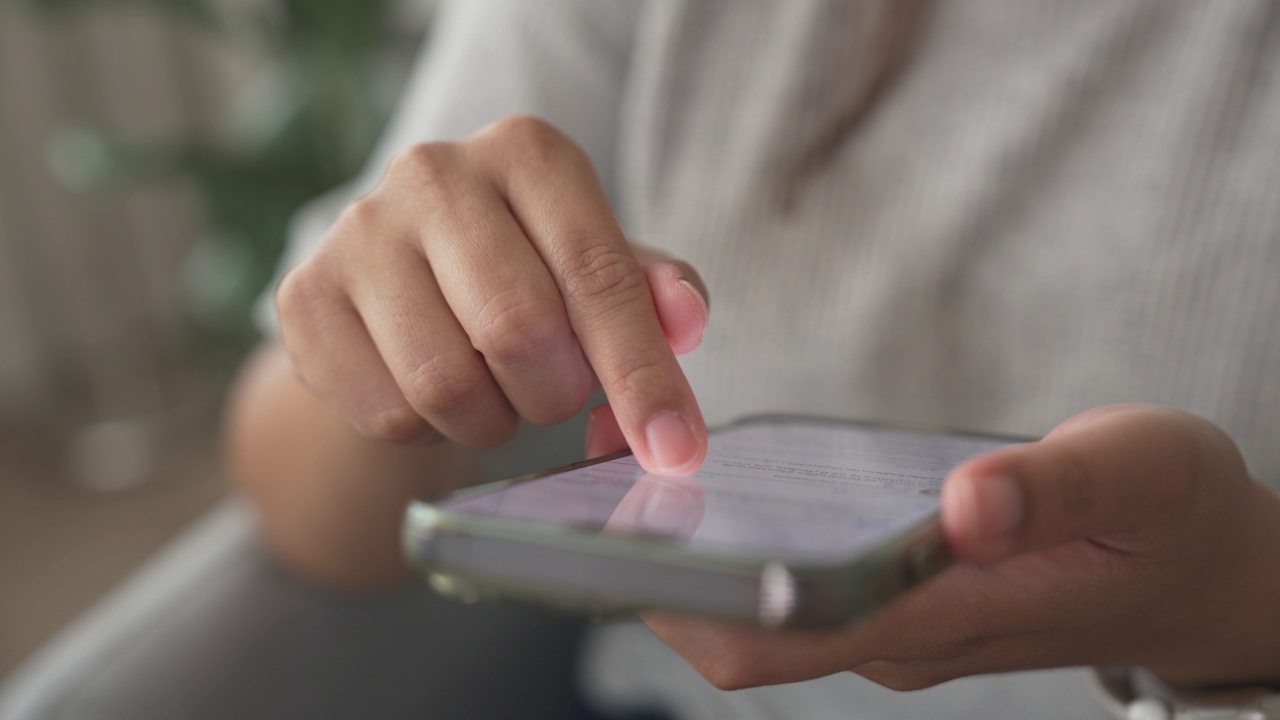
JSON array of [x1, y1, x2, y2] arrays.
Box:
[[1093, 667, 1280, 720]]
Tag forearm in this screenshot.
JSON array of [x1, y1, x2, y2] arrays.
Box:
[[224, 343, 472, 590]]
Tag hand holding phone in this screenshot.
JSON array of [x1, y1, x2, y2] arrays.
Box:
[[639, 406, 1280, 692]]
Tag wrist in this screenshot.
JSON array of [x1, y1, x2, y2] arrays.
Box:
[[227, 343, 472, 590]]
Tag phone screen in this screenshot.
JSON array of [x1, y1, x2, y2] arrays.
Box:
[[441, 419, 1014, 562]]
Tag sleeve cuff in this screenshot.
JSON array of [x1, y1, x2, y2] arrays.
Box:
[[1091, 667, 1280, 719]]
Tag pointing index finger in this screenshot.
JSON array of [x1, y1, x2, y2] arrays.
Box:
[[474, 117, 706, 473]]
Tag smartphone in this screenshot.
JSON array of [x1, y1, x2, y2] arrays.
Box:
[[402, 415, 1020, 629]]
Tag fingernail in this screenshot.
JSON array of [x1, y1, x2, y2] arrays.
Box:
[[975, 475, 1024, 539], [676, 277, 710, 322], [645, 411, 700, 474], [640, 481, 702, 537]]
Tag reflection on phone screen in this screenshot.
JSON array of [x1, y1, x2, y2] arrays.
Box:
[[441, 420, 1012, 561]]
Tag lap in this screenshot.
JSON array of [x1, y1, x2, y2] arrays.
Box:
[[0, 500, 592, 720]]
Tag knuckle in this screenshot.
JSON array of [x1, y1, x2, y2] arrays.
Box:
[[483, 114, 573, 160], [338, 194, 385, 234], [1191, 419, 1248, 488], [1158, 408, 1237, 472], [403, 351, 489, 418], [275, 261, 328, 327], [560, 243, 646, 308], [387, 142, 457, 190], [357, 405, 430, 443], [473, 290, 567, 365], [1100, 406, 1225, 507]]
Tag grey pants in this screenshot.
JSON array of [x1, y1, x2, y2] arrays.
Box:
[[0, 499, 596, 720]]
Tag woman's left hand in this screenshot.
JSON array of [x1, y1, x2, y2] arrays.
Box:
[[593, 404, 1280, 691]]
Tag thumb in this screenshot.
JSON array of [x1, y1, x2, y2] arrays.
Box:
[[941, 404, 1217, 565]]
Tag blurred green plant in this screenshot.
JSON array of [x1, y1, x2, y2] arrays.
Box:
[[28, 0, 399, 355]]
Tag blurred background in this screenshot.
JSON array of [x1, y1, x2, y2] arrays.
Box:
[[0, 0, 433, 676]]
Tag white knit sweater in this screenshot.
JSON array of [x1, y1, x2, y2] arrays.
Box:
[[267, 1, 1280, 716]]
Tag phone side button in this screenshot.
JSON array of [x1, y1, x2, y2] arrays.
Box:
[[758, 561, 797, 628]]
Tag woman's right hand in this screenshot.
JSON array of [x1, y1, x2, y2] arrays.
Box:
[[275, 116, 710, 474]]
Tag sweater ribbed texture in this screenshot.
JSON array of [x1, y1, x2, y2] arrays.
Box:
[[611, 1, 1280, 490], [276, 0, 1280, 489], [264, 1, 1280, 716]]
